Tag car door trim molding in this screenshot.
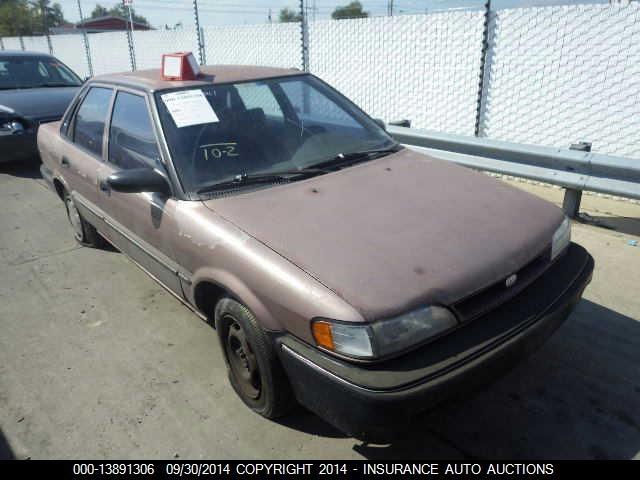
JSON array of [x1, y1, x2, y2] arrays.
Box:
[[72, 192, 193, 285]]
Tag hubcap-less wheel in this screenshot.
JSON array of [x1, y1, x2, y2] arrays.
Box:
[[66, 196, 84, 242], [225, 317, 261, 400]]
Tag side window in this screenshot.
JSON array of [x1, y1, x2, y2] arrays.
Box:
[[73, 87, 113, 156], [236, 83, 284, 121], [108, 91, 160, 169]]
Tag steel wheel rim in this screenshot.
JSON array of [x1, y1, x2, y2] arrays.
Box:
[[66, 197, 83, 241], [225, 316, 261, 400]]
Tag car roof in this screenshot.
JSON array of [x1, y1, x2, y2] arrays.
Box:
[[0, 50, 54, 58], [91, 64, 305, 92]]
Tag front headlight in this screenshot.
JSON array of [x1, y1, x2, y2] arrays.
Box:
[[0, 118, 26, 135], [551, 216, 571, 261], [312, 306, 458, 360]]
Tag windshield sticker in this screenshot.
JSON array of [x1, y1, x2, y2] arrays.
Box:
[[201, 143, 239, 160], [161, 89, 219, 128]]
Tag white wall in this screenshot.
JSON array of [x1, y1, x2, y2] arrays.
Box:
[[309, 13, 485, 136], [134, 29, 200, 70], [202, 23, 301, 69], [481, 3, 640, 158], [49, 34, 90, 78], [3, 4, 640, 159]]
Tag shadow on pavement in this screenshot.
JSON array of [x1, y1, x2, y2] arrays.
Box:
[[274, 407, 347, 439], [291, 299, 640, 460], [0, 159, 42, 180], [579, 214, 640, 238], [0, 429, 15, 460]]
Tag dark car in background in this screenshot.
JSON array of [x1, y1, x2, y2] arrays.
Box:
[[0, 50, 82, 163]]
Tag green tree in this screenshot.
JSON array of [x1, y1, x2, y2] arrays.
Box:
[[0, 0, 30, 36], [90, 4, 109, 18], [331, 1, 369, 20], [0, 0, 66, 36], [33, 1, 65, 32], [279, 7, 301, 23]]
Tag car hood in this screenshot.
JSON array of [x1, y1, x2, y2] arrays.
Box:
[[203, 148, 564, 321], [0, 86, 78, 121]]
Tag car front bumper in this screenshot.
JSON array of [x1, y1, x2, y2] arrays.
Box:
[[0, 132, 38, 163], [275, 242, 594, 440]]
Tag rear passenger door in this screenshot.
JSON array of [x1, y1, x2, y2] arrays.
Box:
[[59, 86, 114, 231], [96, 89, 184, 297]]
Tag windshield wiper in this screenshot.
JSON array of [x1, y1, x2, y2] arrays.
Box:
[[196, 167, 328, 194], [309, 144, 402, 170]]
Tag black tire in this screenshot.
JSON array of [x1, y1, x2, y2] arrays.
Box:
[[63, 190, 104, 248], [215, 298, 295, 419]]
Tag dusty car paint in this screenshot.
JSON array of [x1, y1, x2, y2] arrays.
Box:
[[205, 148, 565, 320]]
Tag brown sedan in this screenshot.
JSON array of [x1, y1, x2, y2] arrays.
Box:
[[37, 63, 594, 441]]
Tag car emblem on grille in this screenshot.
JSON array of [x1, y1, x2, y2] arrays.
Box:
[[505, 274, 518, 288]]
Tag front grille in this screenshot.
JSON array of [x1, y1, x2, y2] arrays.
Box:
[[451, 246, 552, 323]]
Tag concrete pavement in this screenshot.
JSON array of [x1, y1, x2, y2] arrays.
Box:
[[1, 162, 638, 459]]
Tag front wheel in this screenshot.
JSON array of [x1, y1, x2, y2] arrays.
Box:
[[63, 190, 104, 248], [215, 298, 295, 419]]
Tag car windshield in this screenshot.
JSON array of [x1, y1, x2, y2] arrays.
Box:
[[0, 55, 82, 90], [155, 74, 396, 193]]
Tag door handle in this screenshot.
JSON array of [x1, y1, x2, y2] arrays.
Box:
[[99, 180, 110, 192], [61, 157, 70, 168]]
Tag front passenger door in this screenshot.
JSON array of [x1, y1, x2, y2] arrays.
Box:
[[96, 90, 184, 297]]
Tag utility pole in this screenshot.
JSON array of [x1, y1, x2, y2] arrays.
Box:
[[388, 0, 395, 16]]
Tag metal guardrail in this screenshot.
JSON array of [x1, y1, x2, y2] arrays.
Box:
[[387, 125, 640, 218]]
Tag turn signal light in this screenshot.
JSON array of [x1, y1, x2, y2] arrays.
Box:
[[312, 321, 335, 351]]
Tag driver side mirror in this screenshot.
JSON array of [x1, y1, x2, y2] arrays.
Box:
[[107, 168, 171, 196]]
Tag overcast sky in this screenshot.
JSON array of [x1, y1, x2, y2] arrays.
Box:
[[55, 0, 607, 29]]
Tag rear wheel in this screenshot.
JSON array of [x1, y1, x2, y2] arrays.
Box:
[[63, 190, 104, 248], [215, 298, 295, 419]]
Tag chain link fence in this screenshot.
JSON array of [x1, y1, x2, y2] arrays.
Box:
[[1, 2, 639, 160], [309, 12, 485, 136], [479, 3, 640, 160]]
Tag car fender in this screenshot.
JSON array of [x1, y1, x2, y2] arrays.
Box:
[[189, 266, 282, 331]]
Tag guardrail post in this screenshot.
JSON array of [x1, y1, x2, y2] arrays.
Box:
[[19, 36, 25, 50], [563, 142, 591, 218], [562, 189, 582, 219], [388, 119, 411, 127], [0, 38, 4, 50]]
